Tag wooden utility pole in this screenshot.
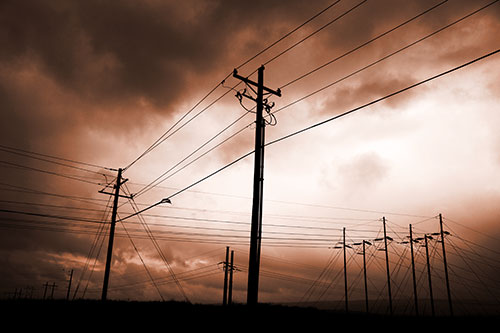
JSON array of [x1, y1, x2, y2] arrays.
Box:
[[409, 224, 419, 316], [343, 227, 348, 313], [439, 214, 453, 316], [382, 217, 393, 315], [66, 269, 73, 301], [228, 250, 234, 305], [424, 234, 435, 317], [43, 282, 49, 300], [362, 240, 370, 314], [233, 66, 281, 305], [101, 168, 130, 301], [223, 246, 230, 306]]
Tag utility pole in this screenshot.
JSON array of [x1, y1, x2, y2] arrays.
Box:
[[343, 227, 348, 313], [409, 224, 419, 316], [223, 246, 230, 306], [439, 214, 453, 316], [66, 269, 73, 301], [43, 282, 49, 300], [382, 217, 393, 315], [424, 234, 435, 317], [233, 66, 281, 305], [50, 282, 57, 299], [228, 250, 234, 305], [362, 240, 370, 314], [100, 168, 130, 301]]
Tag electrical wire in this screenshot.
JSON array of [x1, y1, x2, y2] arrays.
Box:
[[0, 144, 114, 172], [235, 0, 341, 70], [262, 0, 368, 68], [123, 1, 345, 172], [279, 0, 449, 89], [123, 49, 499, 222], [273, 0, 499, 116]]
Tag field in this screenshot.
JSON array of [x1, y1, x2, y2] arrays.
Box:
[[1, 299, 497, 330]]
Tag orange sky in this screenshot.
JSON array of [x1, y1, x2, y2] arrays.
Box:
[[1, 0, 499, 312]]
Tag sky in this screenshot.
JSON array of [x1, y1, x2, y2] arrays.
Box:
[[1, 0, 499, 314]]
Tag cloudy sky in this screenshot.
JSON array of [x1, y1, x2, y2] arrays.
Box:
[[1, 0, 499, 312]]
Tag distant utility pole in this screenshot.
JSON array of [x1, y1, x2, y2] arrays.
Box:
[[228, 250, 234, 305], [362, 240, 371, 314], [233, 66, 281, 305], [382, 217, 393, 315], [66, 269, 73, 301], [439, 214, 453, 316], [343, 227, 348, 313], [223, 246, 230, 306], [43, 282, 49, 300], [424, 234, 435, 317], [100, 168, 131, 301], [221, 247, 236, 306], [50, 282, 57, 299], [409, 224, 419, 316]]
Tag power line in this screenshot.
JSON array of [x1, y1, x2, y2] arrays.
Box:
[[273, 0, 499, 114], [0, 160, 103, 186], [123, 49, 499, 221], [279, 0, 449, 89], [123, 1, 344, 172], [0, 144, 114, 172], [235, 0, 341, 70], [262, 0, 368, 67], [132, 111, 252, 198], [266, 48, 500, 147]]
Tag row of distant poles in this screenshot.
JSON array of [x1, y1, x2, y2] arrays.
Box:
[[335, 215, 453, 317]]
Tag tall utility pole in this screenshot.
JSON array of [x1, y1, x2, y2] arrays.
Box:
[[362, 240, 370, 314], [343, 227, 348, 313], [424, 234, 435, 317], [439, 214, 453, 316], [66, 269, 73, 301], [223, 246, 230, 306], [228, 250, 234, 305], [233, 66, 281, 305], [382, 217, 393, 315], [409, 224, 419, 316], [43, 282, 49, 300], [101, 168, 130, 301]]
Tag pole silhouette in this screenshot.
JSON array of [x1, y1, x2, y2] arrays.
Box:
[[343, 227, 348, 313], [362, 240, 370, 314], [223, 246, 229, 306], [228, 250, 234, 305], [66, 269, 73, 301], [439, 214, 453, 316], [101, 168, 129, 301], [382, 217, 393, 315], [233, 66, 281, 305], [424, 234, 435, 317], [409, 224, 419, 316]]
